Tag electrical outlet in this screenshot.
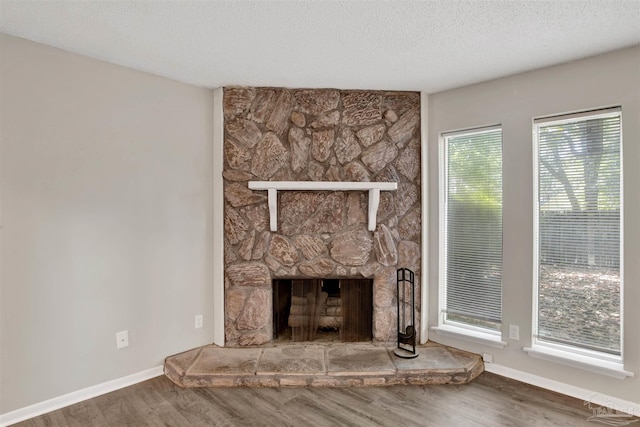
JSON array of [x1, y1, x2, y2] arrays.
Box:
[[509, 324, 520, 340], [482, 353, 493, 363], [195, 314, 203, 329], [116, 330, 129, 349]]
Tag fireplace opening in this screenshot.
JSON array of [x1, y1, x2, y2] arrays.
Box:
[[272, 278, 373, 342]]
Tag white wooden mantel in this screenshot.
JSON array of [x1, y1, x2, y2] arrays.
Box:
[[248, 181, 398, 232]]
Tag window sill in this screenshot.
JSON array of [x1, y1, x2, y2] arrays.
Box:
[[524, 344, 634, 380], [431, 325, 507, 349]]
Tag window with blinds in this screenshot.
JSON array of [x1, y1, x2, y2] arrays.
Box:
[[534, 107, 622, 356], [441, 127, 503, 332]]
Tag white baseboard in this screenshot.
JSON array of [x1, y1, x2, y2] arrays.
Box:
[[0, 366, 164, 427], [485, 363, 640, 417]]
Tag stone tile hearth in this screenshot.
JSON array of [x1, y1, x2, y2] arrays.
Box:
[[259, 347, 325, 375], [164, 342, 483, 388], [326, 345, 396, 376]]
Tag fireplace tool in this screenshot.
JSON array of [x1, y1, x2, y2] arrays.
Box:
[[394, 268, 418, 358]]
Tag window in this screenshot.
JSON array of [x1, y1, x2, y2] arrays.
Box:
[[533, 107, 622, 359], [440, 127, 503, 333]]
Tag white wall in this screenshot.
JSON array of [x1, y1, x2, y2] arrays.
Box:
[[428, 46, 640, 404], [0, 34, 215, 413]]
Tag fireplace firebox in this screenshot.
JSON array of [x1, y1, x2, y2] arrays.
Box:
[[273, 279, 373, 342]]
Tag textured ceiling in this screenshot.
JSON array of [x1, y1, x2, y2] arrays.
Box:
[[1, 1, 639, 93]]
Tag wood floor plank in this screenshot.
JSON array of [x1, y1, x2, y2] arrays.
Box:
[[149, 378, 235, 426], [11, 373, 638, 427], [292, 388, 390, 426], [15, 410, 67, 427], [58, 399, 109, 427], [90, 385, 150, 426], [129, 380, 192, 427], [201, 386, 298, 426], [470, 373, 596, 426], [371, 386, 472, 426]]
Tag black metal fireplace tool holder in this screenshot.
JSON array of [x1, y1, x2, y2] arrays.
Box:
[[394, 268, 418, 359]]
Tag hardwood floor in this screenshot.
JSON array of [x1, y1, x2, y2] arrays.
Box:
[[14, 372, 636, 426]]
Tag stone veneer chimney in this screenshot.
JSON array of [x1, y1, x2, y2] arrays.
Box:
[[223, 87, 421, 346]]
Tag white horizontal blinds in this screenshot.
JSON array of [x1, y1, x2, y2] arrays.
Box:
[[535, 108, 621, 355], [444, 127, 503, 331]]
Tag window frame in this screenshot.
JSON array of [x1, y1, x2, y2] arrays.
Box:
[[528, 106, 631, 378], [434, 125, 506, 347]]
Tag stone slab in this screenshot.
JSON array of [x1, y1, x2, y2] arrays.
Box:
[[363, 377, 387, 386], [327, 345, 396, 376], [187, 346, 261, 376], [280, 378, 309, 386], [390, 344, 466, 374], [257, 346, 326, 375], [165, 347, 202, 375], [447, 345, 486, 371]]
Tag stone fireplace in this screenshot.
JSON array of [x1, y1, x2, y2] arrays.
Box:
[[223, 87, 421, 346]]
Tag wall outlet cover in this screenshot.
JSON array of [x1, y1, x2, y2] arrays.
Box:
[[509, 324, 520, 340], [116, 330, 129, 349]]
